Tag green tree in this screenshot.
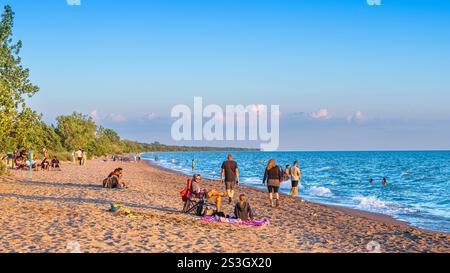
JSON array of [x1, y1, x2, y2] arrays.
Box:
[[0, 5, 39, 154], [56, 112, 96, 151]]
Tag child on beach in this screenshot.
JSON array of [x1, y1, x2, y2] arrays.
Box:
[[234, 194, 254, 221]]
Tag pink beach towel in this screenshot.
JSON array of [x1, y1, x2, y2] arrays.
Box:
[[200, 216, 270, 227]]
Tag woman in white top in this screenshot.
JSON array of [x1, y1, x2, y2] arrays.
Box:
[[290, 161, 302, 196]]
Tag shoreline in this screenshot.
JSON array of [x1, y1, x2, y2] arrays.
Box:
[[0, 160, 449, 253], [145, 160, 414, 231]]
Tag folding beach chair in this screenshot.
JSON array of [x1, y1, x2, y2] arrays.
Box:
[[181, 179, 218, 216]]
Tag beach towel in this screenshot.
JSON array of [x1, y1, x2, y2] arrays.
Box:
[[200, 216, 270, 227]]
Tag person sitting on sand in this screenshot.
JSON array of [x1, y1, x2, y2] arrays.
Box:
[[14, 155, 25, 170], [41, 157, 50, 171], [103, 168, 127, 189], [263, 159, 283, 208], [191, 174, 227, 212], [51, 156, 61, 171], [234, 194, 254, 221], [26, 159, 38, 171]]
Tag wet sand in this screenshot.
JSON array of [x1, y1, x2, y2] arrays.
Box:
[[0, 160, 448, 253]]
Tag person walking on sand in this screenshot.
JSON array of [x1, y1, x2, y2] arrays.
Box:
[[263, 159, 283, 208], [221, 154, 239, 204], [290, 161, 302, 196], [82, 150, 87, 166], [75, 150, 83, 166]]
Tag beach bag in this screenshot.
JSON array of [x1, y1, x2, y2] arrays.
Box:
[[181, 179, 193, 202]]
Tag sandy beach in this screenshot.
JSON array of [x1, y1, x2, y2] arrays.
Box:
[[0, 160, 449, 253]]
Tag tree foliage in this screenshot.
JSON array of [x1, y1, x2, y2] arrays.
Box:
[[0, 5, 40, 154]]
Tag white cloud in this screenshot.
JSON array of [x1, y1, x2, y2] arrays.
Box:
[[347, 111, 367, 123], [89, 110, 127, 123], [309, 108, 331, 119], [106, 113, 127, 123], [89, 110, 102, 122], [147, 112, 157, 120]]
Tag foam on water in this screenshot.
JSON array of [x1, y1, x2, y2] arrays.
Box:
[[308, 186, 333, 197]]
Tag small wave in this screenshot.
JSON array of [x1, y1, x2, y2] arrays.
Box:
[[243, 177, 261, 184], [353, 196, 388, 211], [317, 166, 335, 172], [401, 172, 412, 177], [308, 186, 333, 197]]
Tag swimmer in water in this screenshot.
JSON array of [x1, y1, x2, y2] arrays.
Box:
[[382, 178, 388, 186], [369, 178, 374, 184]]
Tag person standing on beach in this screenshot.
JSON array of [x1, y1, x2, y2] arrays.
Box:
[[42, 148, 49, 160], [221, 154, 239, 204], [75, 150, 83, 166], [290, 161, 302, 196], [263, 159, 283, 208], [82, 150, 87, 166], [284, 164, 291, 182]]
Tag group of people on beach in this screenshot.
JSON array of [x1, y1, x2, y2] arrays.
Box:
[[7, 148, 60, 171], [72, 150, 87, 166], [187, 154, 303, 221]]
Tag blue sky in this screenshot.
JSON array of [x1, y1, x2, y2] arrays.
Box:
[[4, 0, 450, 150]]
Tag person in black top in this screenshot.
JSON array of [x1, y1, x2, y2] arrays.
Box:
[[234, 194, 254, 221], [221, 154, 239, 204], [263, 159, 283, 208]]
